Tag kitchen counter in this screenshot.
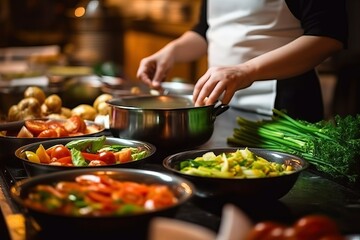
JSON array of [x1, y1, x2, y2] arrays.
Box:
[[1, 107, 360, 239]]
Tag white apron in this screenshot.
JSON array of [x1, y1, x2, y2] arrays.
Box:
[[207, 0, 303, 115]]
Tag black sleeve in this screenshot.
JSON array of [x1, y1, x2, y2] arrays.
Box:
[[191, 0, 208, 40], [285, 0, 348, 47]]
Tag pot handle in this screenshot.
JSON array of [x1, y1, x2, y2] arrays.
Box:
[[213, 103, 229, 117]]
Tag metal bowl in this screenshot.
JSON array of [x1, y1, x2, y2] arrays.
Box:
[[163, 147, 308, 200], [15, 136, 156, 177], [10, 168, 194, 238], [0, 119, 105, 168], [107, 95, 229, 150]]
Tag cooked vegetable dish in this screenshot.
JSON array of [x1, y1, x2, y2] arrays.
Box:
[[23, 173, 178, 216], [179, 148, 296, 178]]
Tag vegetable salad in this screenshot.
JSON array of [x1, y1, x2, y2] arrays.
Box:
[[179, 148, 295, 178]]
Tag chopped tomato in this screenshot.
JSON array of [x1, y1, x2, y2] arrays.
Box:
[[25, 119, 48, 135], [115, 148, 132, 163], [36, 144, 51, 163], [24, 151, 40, 163], [38, 129, 58, 138], [81, 152, 100, 161], [63, 115, 86, 133], [53, 156, 72, 165]]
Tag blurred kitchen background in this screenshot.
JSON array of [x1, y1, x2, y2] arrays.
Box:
[[0, 0, 359, 119]]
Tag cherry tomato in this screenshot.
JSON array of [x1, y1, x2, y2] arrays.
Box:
[[246, 221, 287, 240], [293, 215, 341, 240], [50, 145, 71, 160], [25, 120, 48, 135], [38, 129, 58, 138], [98, 151, 116, 165], [88, 160, 107, 166], [63, 115, 86, 133]]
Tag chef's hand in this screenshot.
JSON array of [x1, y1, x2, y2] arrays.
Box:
[[136, 48, 175, 89], [193, 65, 254, 106]]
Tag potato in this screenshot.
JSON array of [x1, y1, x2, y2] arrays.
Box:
[[42, 94, 62, 115], [93, 93, 113, 111], [24, 86, 46, 104], [71, 104, 97, 121]]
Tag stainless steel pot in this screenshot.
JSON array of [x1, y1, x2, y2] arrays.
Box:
[[107, 95, 229, 150]]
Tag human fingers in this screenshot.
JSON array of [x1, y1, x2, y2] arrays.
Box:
[[193, 70, 223, 106], [137, 59, 156, 86]]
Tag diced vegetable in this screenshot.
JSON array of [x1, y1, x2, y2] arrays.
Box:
[[179, 148, 295, 178]]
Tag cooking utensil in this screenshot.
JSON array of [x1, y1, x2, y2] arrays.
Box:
[[10, 168, 194, 238], [15, 137, 156, 176], [163, 147, 308, 199], [107, 95, 229, 150]]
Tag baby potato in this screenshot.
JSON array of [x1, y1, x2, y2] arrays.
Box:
[[43, 94, 62, 114], [93, 93, 113, 111], [71, 104, 97, 121], [24, 86, 46, 104]]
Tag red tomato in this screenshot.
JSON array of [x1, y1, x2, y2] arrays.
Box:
[[115, 148, 132, 163], [25, 120, 48, 135], [38, 129, 58, 138], [54, 156, 72, 165], [81, 152, 100, 161], [63, 115, 86, 134], [293, 215, 341, 240], [88, 160, 107, 166], [98, 151, 116, 165], [246, 221, 287, 240], [50, 145, 71, 160]]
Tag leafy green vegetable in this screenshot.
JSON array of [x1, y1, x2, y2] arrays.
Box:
[[227, 109, 360, 182], [66, 135, 106, 153], [70, 148, 88, 166]]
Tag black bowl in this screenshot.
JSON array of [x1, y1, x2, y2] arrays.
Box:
[[0, 119, 105, 168], [163, 147, 308, 200], [10, 168, 194, 239], [15, 136, 156, 177]]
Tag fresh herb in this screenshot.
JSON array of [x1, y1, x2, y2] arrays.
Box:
[[227, 109, 360, 182]]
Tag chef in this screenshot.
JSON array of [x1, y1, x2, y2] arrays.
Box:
[[137, 0, 348, 122]]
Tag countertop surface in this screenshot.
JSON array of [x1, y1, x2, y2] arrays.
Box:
[[1, 107, 360, 239]]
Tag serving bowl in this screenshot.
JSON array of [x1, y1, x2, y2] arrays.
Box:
[[0, 119, 105, 167], [15, 136, 156, 177], [10, 168, 194, 238], [107, 95, 229, 150], [163, 147, 308, 200]]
